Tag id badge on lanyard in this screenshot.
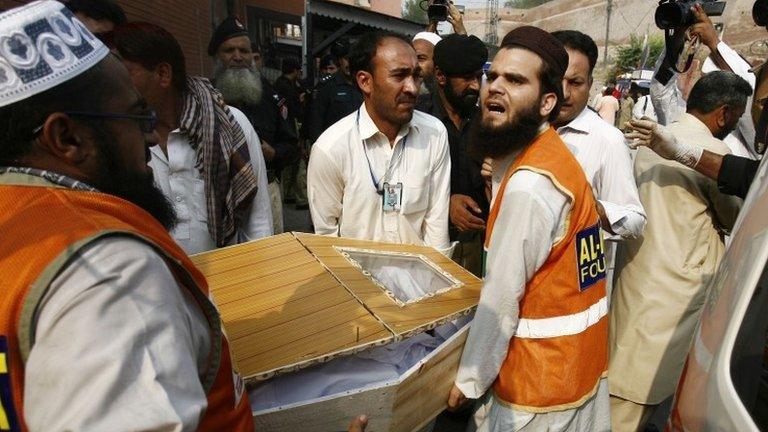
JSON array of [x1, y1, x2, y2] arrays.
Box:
[[382, 182, 403, 212], [358, 109, 407, 213]]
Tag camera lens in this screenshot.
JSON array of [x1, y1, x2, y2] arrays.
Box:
[[754, 0, 768, 27], [655, 3, 686, 29]]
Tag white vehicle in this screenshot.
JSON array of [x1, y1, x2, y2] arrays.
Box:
[[667, 160, 768, 431]]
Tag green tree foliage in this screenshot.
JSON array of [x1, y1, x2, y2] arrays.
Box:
[[614, 34, 665, 74], [504, 0, 554, 8], [403, 0, 428, 24]]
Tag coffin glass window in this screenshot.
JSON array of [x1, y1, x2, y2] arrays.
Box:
[[338, 248, 462, 305]]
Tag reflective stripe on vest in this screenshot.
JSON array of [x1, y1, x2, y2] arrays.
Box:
[[515, 296, 608, 339], [486, 128, 608, 412]]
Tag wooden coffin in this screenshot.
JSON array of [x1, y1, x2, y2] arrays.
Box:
[[190, 232, 482, 430], [251, 322, 470, 432]]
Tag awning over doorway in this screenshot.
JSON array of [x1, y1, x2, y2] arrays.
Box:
[[307, 0, 422, 37]]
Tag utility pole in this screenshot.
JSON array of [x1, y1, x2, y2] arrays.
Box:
[[603, 0, 612, 66], [485, 0, 499, 46]]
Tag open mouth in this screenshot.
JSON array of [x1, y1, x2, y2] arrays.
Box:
[[486, 101, 506, 113]]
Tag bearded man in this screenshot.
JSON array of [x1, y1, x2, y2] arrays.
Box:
[[0, 2, 254, 429], [111, 22, 273, 255], [412, 31, 441, 111], [209, 16, 297, 234], [447, 26, 610, 431], [418, 34, 487, 276]]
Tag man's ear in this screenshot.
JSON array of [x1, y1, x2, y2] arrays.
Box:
[[540, 92, 558, 119], [356, 70, 373, 97], [715, 105, 729, 129], [435, 66, 447, 87], [37, 113, 91, 165], [156, 62, 174, 89]]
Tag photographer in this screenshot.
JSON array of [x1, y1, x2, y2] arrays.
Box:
[[651, 3, 757, 159], [626, 0, 768, 200], [425, 1, 467, 36], [415, 1, 468, 111]]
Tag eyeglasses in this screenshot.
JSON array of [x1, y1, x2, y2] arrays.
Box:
[[32, 110, 158, 135]]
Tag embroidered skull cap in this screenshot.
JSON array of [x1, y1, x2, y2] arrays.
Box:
[[0, 0, 108, 108]]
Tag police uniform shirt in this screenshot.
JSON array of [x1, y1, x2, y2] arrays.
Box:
[[308, 72, 362, 143], [274, 74, 303, 130]]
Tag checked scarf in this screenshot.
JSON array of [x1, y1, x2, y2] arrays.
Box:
[[180, 76, 258, 247]]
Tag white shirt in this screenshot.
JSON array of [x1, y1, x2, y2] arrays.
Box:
[[307, 103, 451, 251], [557, 108, 646, 240], [25, 238, 210, 431], [149, 107, 273, 255], [651, 41, 758, 159], [455, 151, 569, 398]]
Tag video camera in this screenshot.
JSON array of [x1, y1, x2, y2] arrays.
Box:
[[654, 0, 726, 29], [754, 0, 768, 27], [428, 0, 449, 22]]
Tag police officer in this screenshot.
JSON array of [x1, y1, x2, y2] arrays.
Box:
[[209, 17, 298, 234], [307, 39, 363, 144]]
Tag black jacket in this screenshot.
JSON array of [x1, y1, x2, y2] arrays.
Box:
[[308, 72, 362, 144], [226, 77, 298, 177], [418, 91, 488, 237]]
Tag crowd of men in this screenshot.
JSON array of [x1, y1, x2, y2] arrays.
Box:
[[2, 0, 767, 431]]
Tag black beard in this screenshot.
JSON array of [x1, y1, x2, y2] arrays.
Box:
[[91, 125, 178, 230], [444, 82, 479, 117], [469, 103, 544, 159]]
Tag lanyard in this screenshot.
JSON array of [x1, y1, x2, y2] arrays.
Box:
[[356, 109, 407, 195]]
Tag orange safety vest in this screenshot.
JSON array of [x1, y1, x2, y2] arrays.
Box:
[[485, 127, 609, 413], [0, 178, 253, 432]]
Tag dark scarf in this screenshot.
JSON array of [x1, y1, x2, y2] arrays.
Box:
[[180, 76, 258, 247]]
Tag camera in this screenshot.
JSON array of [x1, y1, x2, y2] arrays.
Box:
[[428, 0, 449, 22], [754, 0, 768, 27], [654, 0, 727, 29]]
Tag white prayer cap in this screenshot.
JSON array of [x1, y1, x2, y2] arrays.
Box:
[[0, 0, 108, 108], [412, 31, 442, 46]]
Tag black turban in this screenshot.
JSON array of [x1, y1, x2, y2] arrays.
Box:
[[208, 16, 249, 56], [433, 34, 488, 76], [500, 26, 569, 80]]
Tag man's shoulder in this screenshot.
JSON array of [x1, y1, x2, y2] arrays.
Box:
[[412, 110, 448, 136], [667, 119, 731, 155], [313, 111, 358, 151], [226, 106, 260, 139], [580, 109, 626, 144], [227, 105, 247, 123], [314, 74, 335, 91], [66, 236, 175, 280], [504, 168, 567, 209]]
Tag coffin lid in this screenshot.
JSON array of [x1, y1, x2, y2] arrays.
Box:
[[190, 232, 482, 382]]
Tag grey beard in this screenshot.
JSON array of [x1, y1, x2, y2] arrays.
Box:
[[213, 59, 263, 106], [420, 75, 439, 96]]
